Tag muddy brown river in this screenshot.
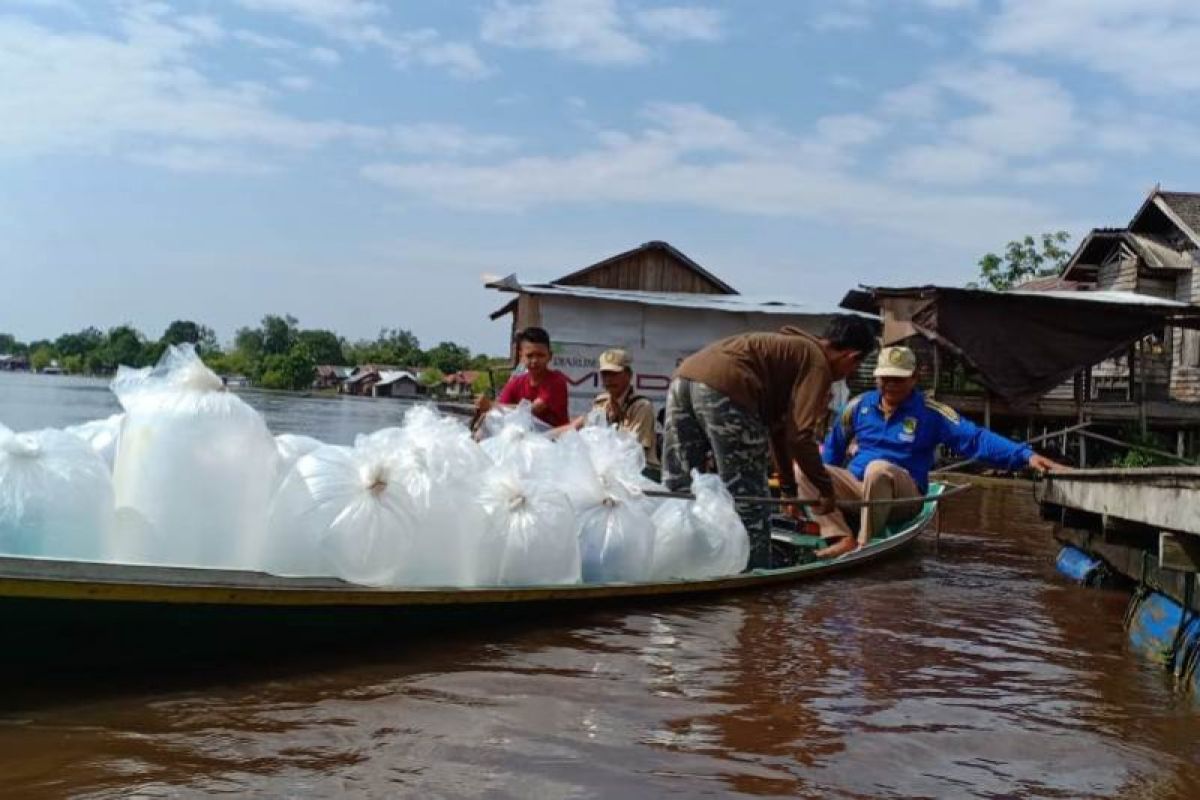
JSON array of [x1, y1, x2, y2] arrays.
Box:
[[1, 374, 1198, 798]]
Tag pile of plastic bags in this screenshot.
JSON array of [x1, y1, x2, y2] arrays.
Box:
[[0, 344, 751, 586]]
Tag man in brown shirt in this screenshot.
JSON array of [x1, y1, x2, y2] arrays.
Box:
[[663, 315, 878, 569]]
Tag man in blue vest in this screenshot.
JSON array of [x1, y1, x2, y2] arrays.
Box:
[[798, 345, 1064, 557]]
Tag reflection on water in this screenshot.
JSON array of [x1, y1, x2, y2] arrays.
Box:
[[1, 375, 1199, 798]]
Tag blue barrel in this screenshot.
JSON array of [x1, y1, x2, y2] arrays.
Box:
[[1128, 591, 1192, 666], [1055, 546, 1105, 585], [1175, 616, 1200, 687]]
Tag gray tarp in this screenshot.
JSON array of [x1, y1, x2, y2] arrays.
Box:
[[841, 286, 1200, 406]]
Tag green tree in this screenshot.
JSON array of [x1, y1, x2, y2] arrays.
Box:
[[296, 329, 345, 365], [471, 368, 509, 396], [61, 354, 85, 374], [419, 366, 445, 388], [234, 326, 265, 360], [161, 320, 218, 354], [259, 346, 317, 391], [102, 325, 147, 370], [425, 341, 471, 373], [54, 327, 103, 359], [0, 333, 25, 355], [30, 346, 53, 372], [261, 314, 299, 356], [974, 231, 1073, 290]]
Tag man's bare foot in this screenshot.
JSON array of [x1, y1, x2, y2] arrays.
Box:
[[816, 536, 855, 559]]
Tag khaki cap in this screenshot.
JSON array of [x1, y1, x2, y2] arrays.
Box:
[[598, 348, 633, 372], [874, 346, 917, 378]]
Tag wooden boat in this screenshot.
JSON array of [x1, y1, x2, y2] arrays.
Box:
[[0, 485, 950, 666]]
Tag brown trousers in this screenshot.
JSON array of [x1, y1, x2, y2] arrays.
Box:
[[796, 460, 922, 542]]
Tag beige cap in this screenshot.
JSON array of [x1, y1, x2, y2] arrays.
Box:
[[598, 348, 633, 372], [874, 346, 917, 378]]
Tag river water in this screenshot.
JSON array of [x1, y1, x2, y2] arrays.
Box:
[[1, 373, 1197, 799]]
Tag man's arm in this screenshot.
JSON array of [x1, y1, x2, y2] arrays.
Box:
[[931, 400, 1054, 471], [788, 373, 837, 513], [822, 401, 853, 467]]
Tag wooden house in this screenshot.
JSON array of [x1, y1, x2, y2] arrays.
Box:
[[1060, 188, 1200, 403], [487, 242, 846, 415]]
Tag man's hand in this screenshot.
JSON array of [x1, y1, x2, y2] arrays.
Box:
[[812, 494, 838, 516], [1028, 453, 1067, 473], [531, 397, 548, 414]]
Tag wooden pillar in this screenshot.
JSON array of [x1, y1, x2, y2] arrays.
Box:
[[931, 346, 941, 399], [1179, 430, 1187, 459], [983, 393, 991, 429]]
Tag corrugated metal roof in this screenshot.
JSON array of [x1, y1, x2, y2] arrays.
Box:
[[490, 278, 832, 315], [1004, 289, 1188, 307], [376, 370, 419, 386]]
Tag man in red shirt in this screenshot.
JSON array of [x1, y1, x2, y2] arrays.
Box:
[[476, 326, 570, 428]]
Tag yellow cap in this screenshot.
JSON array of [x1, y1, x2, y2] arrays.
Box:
[[873, 346, 917, 378], [598, 348, 633, 372]]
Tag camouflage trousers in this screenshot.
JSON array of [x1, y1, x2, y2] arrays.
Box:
[[663, 378, 771, 569]]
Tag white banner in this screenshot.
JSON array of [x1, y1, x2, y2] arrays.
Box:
[[551, 342, 692, 417]]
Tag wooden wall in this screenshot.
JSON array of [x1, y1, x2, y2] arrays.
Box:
[[559, 250, 728, 294]]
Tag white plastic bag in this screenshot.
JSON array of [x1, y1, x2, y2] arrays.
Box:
[[275, 433, 324, 476], [264, 444, 421, 586], [576, 497, 656, 583], [650, 470, 749, 580], [63, 414, 124, 471], [555, 427, 656, 583], [477, 469, 581, 586], [358, 406, 492, 586], [479, 401, 555, 478], [109, 344, 279, 569], [0, 425, 115, 561]]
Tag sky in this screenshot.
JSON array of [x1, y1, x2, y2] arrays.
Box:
[[4, 0, 1200, 356]]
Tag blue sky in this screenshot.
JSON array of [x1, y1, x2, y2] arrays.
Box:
[[4, 0, 1199, 355]]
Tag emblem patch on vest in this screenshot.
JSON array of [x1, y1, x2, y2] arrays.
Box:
[[899, 416, 918, 442]]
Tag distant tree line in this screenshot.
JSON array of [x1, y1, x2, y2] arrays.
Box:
[[0, 315, 503, 392]]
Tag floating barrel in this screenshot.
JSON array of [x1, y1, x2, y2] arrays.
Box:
[[1126, 590, 1194, 667], [1175, 615, 1200, 693], [1055, 546, 1107, 586]]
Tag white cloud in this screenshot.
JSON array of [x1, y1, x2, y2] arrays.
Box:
[[888, 144, 1002, 185], [233, 28, 299, 50], [481, 0, 647, 65], [233, 0, 487, 78], [899, 22, 944, 46], [983, 0, 1200, 94], [633, 6, 723, 41], [308, 45, 341, 65], [829, 74, 865, 91], [129, 145, 278, 174], [810, 11, 870, 32], [280, 74, 313, 91], [361, 102, 1055, 249], [0, 9, 507, 172], [920, 0, 977, 9], [387, 123, 520, 157], [883, 63, 1080, 185], [1011, 160, 1098, 186], [234, 0, 384, 29]]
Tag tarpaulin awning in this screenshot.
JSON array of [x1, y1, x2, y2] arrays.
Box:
[[841, 286, 1200, 406]]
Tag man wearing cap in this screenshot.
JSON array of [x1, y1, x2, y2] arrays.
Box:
[[560, 348, 660, 476], [799, 345, 1064, 557]]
